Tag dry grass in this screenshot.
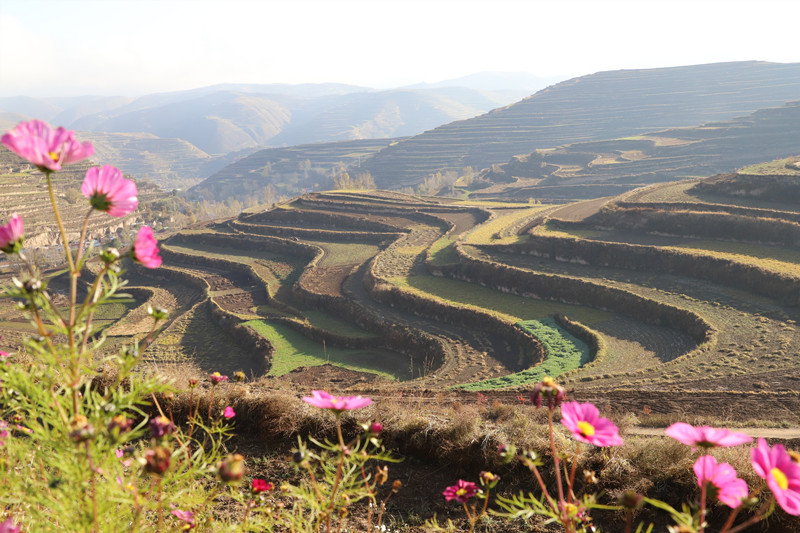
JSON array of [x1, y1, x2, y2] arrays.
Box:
[[84, 363, 800, 531]]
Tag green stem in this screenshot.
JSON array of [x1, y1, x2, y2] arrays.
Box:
[[548, 408, 566, 516], [725, 498, 773, 533], [528, 461, 557, 510], [75, 208, 93, 271], [79, 263, 111, 355], [44, 171, 75, 273], [327, 414, 346, 533]]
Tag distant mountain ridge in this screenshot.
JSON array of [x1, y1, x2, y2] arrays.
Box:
[[360, 61, 800, 189], [0, 77, 535, 187]]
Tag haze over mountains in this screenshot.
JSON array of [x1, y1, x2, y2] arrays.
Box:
[[0, 73, 543, 188], [2, 63, 799, 202], [189, 61, 800, 203]]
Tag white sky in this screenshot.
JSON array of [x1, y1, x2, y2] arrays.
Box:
[[1, 0, 799, 97]]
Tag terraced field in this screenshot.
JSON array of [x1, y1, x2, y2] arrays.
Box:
[[7, 179, 800, 422]]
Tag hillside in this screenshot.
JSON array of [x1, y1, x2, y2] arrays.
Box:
[[187, 138, 403, 202], [86, 131, 213, 189], [360, 61, 800, 189], [470, 100, 800, 201], [0, 146, 167, 255]]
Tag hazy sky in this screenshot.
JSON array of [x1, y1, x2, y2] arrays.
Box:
[[1, 0, 799, 97]]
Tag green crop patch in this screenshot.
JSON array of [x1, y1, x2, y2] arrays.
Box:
[[303, 311, 379, 339], [541, 224, 800, 278], [403, 274, 611, 324], [244, 319, 411, 380], [740, 157, 800, 176], [428, 237, 458, 266], [457, 317, 591, 390]]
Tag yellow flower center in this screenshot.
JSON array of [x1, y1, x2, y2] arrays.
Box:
[[577, 421, 595, 436], [49, 151, 60, 161], [771, 467, 789, 491], [456, 488, 466, 496]]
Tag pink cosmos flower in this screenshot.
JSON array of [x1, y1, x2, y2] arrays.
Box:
[[302, 390, 372, 412], [751, 437, 800, 516], [81, 165, 138, 217], [694, 455, 748, 508], [252, 478, 273, 493], [666, 423, 752, 450], [0, 214, 24, 255], [131, 226, 161, 268], [223, 406, 235, 419], [115, 448, 132, 468], [560, 401, 623, 447], [171, 509, 196, 530], [2, 119, 93, 171], [0, 517, 21, 533], [443, 479, 479, 503]]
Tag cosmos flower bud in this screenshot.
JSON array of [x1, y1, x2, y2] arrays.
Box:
[[107, 414, 133, 439], [530, 376, 567, 410], [209, 372, 229, 386], [375, 465, 389, 485], [144, 446, 171, 475], [149, 415, 176, 438], [147, 305, 169, 322], [618, 490, 644, 510], [100, 247, 121, 265], [218, 453, 245, 483], [479, 471, 500, 489], [69, 415, 95, 443]]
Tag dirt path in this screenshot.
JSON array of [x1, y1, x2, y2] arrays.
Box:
[[548, 196, 615, 221]]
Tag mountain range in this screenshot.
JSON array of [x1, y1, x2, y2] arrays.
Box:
[[0, 75, 540, 188], [2, 63, 799, 201]]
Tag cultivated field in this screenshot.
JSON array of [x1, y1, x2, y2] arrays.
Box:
[[27, 175, 797, 425]]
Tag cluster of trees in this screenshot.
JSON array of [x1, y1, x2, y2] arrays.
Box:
[[331, 169, 376, 190]]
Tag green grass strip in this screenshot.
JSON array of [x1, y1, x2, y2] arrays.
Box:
[[402, 274, 611, 324], [244, 319, 410, 380], [303, 310, 379, 339], [457, 317, 591, 391]]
